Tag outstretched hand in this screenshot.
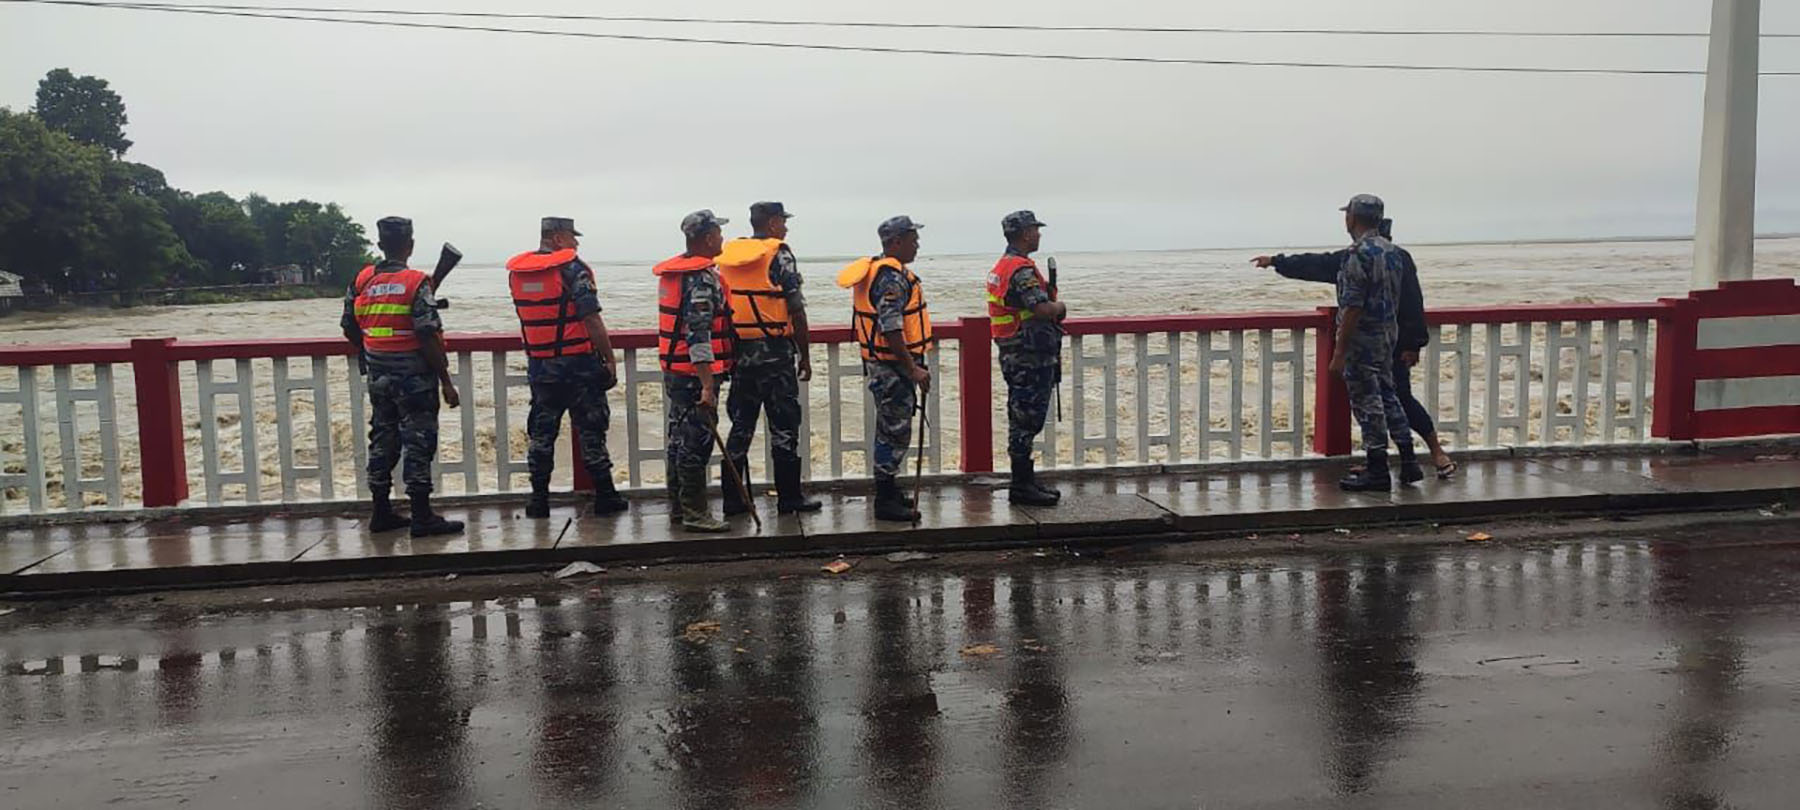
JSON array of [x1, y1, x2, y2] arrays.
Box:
[[1251, 256, 1276, 269]]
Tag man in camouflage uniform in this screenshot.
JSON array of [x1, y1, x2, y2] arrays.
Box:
[[1325, 195, 1421, 491], [866, 216, 930, 523], [341, 216, 463, 537], [721, 201, 822, 516], [990, 210, 1067, 506], [661, 210, 734, 532], [1254, 216, 1457, 479], [514, 217, 627, 519]]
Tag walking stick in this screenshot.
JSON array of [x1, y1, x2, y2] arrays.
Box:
[[912, 402, 928, 526], [705, 410, 762, 533], [1048, 256, 1064, 422]]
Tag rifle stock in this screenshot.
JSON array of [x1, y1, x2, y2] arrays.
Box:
[[430, 243, 463, 292]]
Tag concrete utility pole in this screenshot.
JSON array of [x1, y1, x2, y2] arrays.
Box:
[[1692, 0, 1760, 290]]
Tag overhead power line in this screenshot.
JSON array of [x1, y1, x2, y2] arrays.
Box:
[[23, 0, 1800, 39], [10, 0, 1800, 76]]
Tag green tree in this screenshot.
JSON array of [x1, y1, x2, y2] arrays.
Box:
[[244, 193, 290, 264], [0, 109, 108, 292], [34, 68, 132, 157], [92, 187, 197, 290], [165, 191, 263, 282], [283, 201, 370, 284], [0, 109, 195, 291]]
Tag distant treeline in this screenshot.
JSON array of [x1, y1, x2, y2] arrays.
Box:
[[0, 69, 373, 295]]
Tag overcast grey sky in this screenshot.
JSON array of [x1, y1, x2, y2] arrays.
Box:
[[3, 0, 1798, 261]]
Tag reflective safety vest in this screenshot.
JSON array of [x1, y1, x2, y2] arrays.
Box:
[[653, 255, 735, 375], [985, 254, 1054, 340], [507, 249, 594, 359], [352, 264, 429, 353], [717, 237, 793, 341], [837, 256, 934, 365]]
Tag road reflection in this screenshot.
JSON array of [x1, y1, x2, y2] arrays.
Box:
[[1, 537, 1787, 809]]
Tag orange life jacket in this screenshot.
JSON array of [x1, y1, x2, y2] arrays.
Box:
[[985, 254, 1055, 340], [653, 255, 735, 375], [352, 264, 430, 353], [837, 256, 934, 365], [506, 249, 594, 359], [717, 237, 793, 341]]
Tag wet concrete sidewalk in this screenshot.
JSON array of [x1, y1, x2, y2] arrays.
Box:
[[3, 524, 1800, 809], [4, 447, 1799, 595]]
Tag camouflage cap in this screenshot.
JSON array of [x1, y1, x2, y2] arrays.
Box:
[[1339, 194, 1385, 220], [1001, 210, 1047, 235], [877, 215, 923, 243], [750, 201, 793, 222], [541, 216, 582, 236], [375, 216, 413, 244], [680, 209, 729, 237]]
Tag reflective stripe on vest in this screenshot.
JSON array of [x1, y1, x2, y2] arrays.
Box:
[[652, 254, 736, 375], [837, 256, 934, 365], [984, 254, 1052, 340], [506, 249, 595, 359], [353, 265, 428, 353], [718, 237, 793, 341]]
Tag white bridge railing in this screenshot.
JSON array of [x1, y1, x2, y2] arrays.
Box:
[[0, 303, 1668, 516]]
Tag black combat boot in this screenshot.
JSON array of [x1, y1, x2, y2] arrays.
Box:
[[369, 489, 408, 533], [1397, 444, 1425, 485], [874, 476, 920, 523], [721, 454, 751, 517], [774, 455, 823, 514], [1008, 457, 1060, 507], [591, 474, 629, 516], [1339, 450, 1393, 492], [525, 485, 551, 519], [409, 493, 465, 537]]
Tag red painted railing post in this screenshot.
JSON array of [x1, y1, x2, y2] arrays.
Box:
[[1312, 308, 1353, 456], [957, 316, 995, 473], [130, 337, 189, 507], [1651, 296, 1699, 441]]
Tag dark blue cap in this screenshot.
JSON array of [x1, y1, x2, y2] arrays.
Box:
[[680, 209, 729, 237], [1001, 210, 1047, 235], [1340, 194, 1385, 220], [877, 215, 923, 243], [541, 216, 582, 236], [750, 201, 793, 222], [376, 216, 412, 243]]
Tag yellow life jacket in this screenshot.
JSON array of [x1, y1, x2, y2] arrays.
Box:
[[837, 255, 933, 365], [717, 237, 793, 341]]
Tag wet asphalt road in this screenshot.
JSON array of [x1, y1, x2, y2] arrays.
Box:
[[3, 521, 1800, 809]]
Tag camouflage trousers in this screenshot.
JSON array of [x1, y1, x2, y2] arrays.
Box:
[[664, 374, 716, 478], [866, 363, 918, 480], [1342, 340, 1414, 454], [367, 369, 439, 497], [1001, 352, 1057, 460], [725, 361, 803, 469], [527, 355, 615, 490]]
